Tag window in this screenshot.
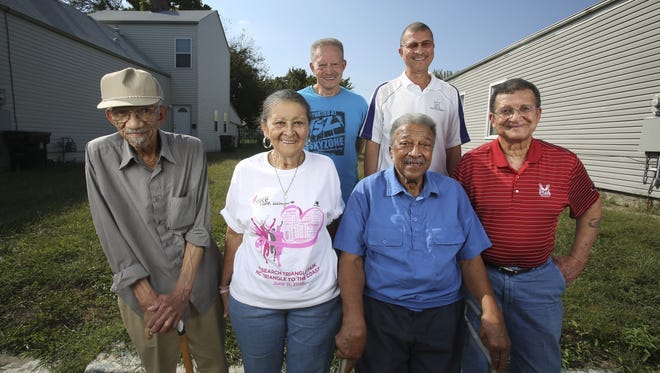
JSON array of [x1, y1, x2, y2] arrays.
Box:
[[175, 38, 192, 68], [486, 79, 506, 137]]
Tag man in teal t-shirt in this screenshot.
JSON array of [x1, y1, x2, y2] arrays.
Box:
[[299, 38, 368, 204]]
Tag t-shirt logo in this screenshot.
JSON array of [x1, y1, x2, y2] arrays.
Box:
[[431, 100, 446, 111], [308, 110, 346, 156], [538, 183, 551, 198], [251, 206, 324, 267]]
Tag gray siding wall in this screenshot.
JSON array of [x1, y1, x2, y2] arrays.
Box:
[[106, 23, 197, 103], [0, 10, 170, 163], [449, 0, 660, 198], [103, 21, 230, 150], [197, 13, 236, 152], [103, 17, 234, 152]]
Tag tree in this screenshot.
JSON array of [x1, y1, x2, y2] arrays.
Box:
[[264, 68, 355, 92], [61, 0, 124, 13], [264, 68, 314, 92], [228, 32, 270, 128], [172, 0, 211, 9], [433, 69, 455, 80], [123, 0, 210, 10]]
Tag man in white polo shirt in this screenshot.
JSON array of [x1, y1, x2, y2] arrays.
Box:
[[360, 21, 469, 177]]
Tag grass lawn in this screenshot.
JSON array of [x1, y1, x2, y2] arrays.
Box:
[[0, 143, 658, 372]]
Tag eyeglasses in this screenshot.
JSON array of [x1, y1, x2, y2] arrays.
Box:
[[402, 40, 434, 50], [109, 106, 160, 124], [493, 105, 538, 118]]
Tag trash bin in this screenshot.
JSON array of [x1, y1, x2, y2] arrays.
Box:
[[220, 135, 235, 152], [3, 131, 51, 170]]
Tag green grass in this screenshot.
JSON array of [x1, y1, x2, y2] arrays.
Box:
[[0, 146, 658, 372]]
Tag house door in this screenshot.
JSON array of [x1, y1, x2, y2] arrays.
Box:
[[173, 106, 191, 134]]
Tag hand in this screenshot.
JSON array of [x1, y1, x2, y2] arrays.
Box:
[[479, 311, 510, 373], [145, 290, 188, 335], [552, 255, 587, 285], [335, 318, 367, 368]]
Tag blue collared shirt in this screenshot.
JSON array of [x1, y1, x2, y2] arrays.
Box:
[[334, 167, 491, 311]]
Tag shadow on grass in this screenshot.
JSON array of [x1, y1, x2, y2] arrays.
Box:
[[0, 144, 264, 238], [0, 162, 88, 237], [0, 144, 262, 371]]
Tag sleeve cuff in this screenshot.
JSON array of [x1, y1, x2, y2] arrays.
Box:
[[111, 263, 149, 292]]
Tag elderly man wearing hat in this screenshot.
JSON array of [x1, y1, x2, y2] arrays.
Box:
[[85, 67, 228, 372]]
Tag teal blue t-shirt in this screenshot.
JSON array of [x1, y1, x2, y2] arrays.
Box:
[[298, 86, 368, 204]]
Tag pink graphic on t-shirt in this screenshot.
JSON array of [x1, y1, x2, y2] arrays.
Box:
[[251, 205, 324, 267]]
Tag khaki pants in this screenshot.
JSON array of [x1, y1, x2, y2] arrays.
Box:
[[118, 296, 228, 373]]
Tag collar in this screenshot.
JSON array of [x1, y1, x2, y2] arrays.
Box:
[[384, 166, 439, 198], [399, 71, 440, 91], [312, 84, 342, 97], [489, 137, 542, 168], [119, 130, 174, 169]]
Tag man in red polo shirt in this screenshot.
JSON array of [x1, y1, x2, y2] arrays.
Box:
[[455, 78, 601, 372]]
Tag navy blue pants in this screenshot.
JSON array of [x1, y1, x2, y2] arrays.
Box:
[[357, 296, 465, 373]]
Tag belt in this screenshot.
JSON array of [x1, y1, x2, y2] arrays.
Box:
[[486, 262, 539, 275]]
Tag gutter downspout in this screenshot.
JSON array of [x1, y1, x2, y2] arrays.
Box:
[[3, 10, 18, 130]]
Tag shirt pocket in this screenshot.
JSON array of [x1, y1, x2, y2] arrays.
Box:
[[428, 225, 465, 257], [367, 228, 404, 252], [167, 195, 195, 231]]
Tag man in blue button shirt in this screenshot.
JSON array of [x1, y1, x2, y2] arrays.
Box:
[[333, 113, 509, 372]]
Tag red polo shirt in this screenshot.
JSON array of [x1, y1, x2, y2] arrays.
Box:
[[454, 138, 599, 268]]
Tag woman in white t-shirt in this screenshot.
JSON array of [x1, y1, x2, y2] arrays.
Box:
[[220, 89, 344, 373]]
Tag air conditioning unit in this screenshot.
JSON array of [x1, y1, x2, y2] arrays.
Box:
[[640, 117, 660, 153]]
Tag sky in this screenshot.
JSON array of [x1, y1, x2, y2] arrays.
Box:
[[208, 0, 603, 99]]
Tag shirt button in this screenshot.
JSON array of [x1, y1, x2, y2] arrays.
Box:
[[515, 190, 519, 193], [382, 240, 387, 244], [412, 217, 417, 222]]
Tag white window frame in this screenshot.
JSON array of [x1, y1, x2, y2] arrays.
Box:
[[175, 38, 192, 68], [485, 79, 507, 138]]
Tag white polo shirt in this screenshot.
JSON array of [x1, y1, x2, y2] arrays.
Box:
[[359, 72, 468, 175]]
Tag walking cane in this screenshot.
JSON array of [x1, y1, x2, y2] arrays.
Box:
[[144, 320, 194, 373], [465, 298, 497, 373], [177, 320, 194, 373]]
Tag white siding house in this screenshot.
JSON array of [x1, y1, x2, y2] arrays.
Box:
[[91, 10, 241, 152], [0, 1, 239, 170], [448, 0, 660, 199], [0, 0, 171, 168]]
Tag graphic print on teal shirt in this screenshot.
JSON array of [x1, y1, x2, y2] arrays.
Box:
[[308, 110, 346, 156]]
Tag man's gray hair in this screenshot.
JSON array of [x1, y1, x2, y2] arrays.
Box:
[[390, 113, 437, 146], [310, 38, 344, 59]]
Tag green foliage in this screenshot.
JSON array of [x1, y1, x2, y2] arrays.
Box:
[[228, 34, 270, 128], [264, 68, 315, 92], [433, 69, 455, 80], [263, 68, 354, 93], [123, 0, 210, 10], [61, 0, 124, 13], [1, 156, 657, 371]]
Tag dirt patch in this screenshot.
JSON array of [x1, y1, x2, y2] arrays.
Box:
[[0, 354, 49, 372]]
